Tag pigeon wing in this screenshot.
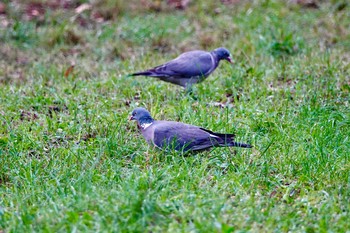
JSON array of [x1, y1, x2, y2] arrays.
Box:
[[151, 51, 214, 78], [152, 121, 219, 152]]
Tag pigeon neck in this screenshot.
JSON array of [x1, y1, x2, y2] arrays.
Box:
[[138, 117, 154, 130], [211, 52, 220, 66]]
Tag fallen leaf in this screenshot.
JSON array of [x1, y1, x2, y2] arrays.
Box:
[[0, 2, 5, 14], [91, 11, 105, 23], [270, 190, 278, 198], [64, 65, 75, 77], [0, 16, 10, 28], [167, 0, 190, 10], [75, 3, 91, 14], [25, 2, 46, 21]]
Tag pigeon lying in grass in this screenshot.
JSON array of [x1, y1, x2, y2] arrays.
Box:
[[129, 107, 252, 153], [130, 47, 233, 89]]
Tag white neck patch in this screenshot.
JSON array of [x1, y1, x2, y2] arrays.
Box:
[[141, 122, 153, 130]]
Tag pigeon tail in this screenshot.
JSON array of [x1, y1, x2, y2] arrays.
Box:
[[226, 141, 253, 148], [131, 71, 152, 76], [131, 70, 162, 77], [218, 136, 252, 148], [200, 128, 252, 148]]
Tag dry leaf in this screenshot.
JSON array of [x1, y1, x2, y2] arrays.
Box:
[[64, 65, 75, 77], [75, 3, 91, 14], [167, 0, 190, 10], [0, 2, 6, 14]]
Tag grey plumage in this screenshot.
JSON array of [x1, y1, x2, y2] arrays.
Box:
[[129, 107, 252, 153], [130, 47, 233, 88]]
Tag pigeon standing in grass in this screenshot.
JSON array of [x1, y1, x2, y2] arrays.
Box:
[[130, 47, 233, 89], [129, 107, 252, 153]]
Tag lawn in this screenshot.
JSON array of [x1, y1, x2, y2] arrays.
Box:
[[0, 0, 349, 232]]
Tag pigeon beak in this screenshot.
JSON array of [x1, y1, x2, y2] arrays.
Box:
[[226, 56, 233, 64], [129, 115, 134, 121]]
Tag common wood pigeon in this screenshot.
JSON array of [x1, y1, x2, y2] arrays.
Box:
[[129, 107, 252, 153], [130, 48, 233, 88]]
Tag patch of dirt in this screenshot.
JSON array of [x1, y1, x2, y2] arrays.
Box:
[[290, 0, 319, 8], [28, 150, 41, 159], [133, 91, 141, 101], [81, 132, 97, 141], [124, 99, 131, 107], [47, 104, 68, 118], [20, 110, 38, 121]]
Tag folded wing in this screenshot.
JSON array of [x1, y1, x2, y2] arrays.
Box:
[[143, 51, 214, 78], [152, 121, 222, 152]]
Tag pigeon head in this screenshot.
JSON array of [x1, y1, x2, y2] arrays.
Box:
[[129, 107, 154, 126], [213, 47, 233, 63]]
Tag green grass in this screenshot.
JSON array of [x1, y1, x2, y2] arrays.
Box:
[[0, 0, 349, 232]]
